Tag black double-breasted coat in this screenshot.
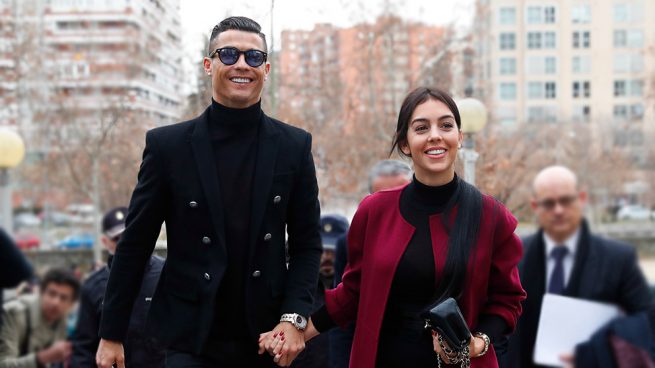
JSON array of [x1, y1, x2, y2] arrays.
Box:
[[99, 107, 322, 354]]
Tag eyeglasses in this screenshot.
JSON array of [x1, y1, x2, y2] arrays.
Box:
[[208, 47, 267, 67], [536, 195, 578, 210]]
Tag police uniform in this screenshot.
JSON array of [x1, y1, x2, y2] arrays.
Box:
[[71, 207, 165, 368]]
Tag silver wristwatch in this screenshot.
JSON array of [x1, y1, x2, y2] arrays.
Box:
[[280, 313, 307, 330]]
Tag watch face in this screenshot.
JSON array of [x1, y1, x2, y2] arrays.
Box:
[[296, 316, 303, 324]]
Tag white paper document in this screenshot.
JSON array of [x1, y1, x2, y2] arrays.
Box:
[[533, 294, 621, 367]]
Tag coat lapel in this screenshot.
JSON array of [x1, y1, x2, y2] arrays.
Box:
[[189, 109, 227, 260], [564, 220, 596, 297], [521, 232, 547, 315], [248, 115, 280, 257]]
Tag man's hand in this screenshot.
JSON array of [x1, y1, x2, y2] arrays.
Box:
[[261, 322, 305, 367], [560, 353, 575, 368], [95, 338, 125, 368], [36, 340, 71, 365]]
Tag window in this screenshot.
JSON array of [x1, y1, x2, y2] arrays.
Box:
[[614, 54, 644, 73], [499, 7, 516, 25], [614, 79, 643, 97], [573, 31, 591, 48], [627, 30, 644, 47], [527, 32, 542, 49], [572, 56, 591, 73], [572, 81, 590, 98], [544, 32, 556, 48], [613, 30, 644, 48], [527, 106, 558, 123], [499, 83, 517, 100], [525, 56, 558, 74], [500, 33, 516, 50], [545, 82, 556, 99], [526, 6, 556, 24], [614, 104, 644, 121], [629, 80, 643, 97], [613, 105, 628, 119], [572, 105, 591, 122], [614, 80, 626, 96], [544, 57, 557, 74], [527, 32, 556, 49], [544, 6, 556, 23], [527, 6, 542, 24], [614, 3, 644, 23], [528, 82, 543, 99], [630, 104, 644, 119], [571, 4, 591, 23], [613, 30, 626, 47], [527, 81, 556, 99], [499, 58, 516, 75]]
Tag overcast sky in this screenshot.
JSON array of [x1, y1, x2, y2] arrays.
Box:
[[178, 0, 474, 94]]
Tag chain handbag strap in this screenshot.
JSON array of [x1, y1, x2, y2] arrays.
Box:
[[436, 335, 471, 368]]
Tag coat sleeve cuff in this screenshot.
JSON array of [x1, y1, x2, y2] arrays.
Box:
[[311, 305, 337, 333], [475, 314, 509, 344]]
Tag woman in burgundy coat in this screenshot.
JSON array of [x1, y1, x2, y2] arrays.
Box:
[[262, 87, 526, 368]]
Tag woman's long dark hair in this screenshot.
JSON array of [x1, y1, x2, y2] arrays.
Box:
[[391, 87, 483, 305]]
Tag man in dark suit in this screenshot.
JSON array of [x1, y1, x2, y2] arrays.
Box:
[[71, 207, 164, 367], [95, 16, 322, 368], [503, 165, 653, 368], [291, 215, 349, 368]]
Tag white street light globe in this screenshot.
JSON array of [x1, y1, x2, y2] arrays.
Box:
[[0, 128, 26, 169], [457, 97, 488, 134]]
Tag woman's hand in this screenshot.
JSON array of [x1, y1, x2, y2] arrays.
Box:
[[432, 331, 486, 362], [432, 331, 458, 363], [468, 334, 485, 357], [258, 329, 290, 366]]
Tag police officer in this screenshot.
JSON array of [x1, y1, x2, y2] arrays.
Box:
[[71, 207, 165, 367], [291, 215, 349, 368]]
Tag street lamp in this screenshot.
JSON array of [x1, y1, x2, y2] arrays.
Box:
[[457, 94, 488, 186], [0, 128, 26, 232]]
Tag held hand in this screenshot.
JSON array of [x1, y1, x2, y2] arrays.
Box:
[[95, 339, 125, 368], [264, 322, 305, 367]]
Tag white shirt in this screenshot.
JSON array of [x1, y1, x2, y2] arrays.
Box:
[[543, 229, 580, 291]]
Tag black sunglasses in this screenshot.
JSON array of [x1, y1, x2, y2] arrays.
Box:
[[209, 47, 267, 67], [537, 195, 578, 210]]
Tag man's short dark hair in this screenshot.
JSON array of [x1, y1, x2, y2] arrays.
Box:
[[40, 268, 81, 300], [208, 16, 267, 54]]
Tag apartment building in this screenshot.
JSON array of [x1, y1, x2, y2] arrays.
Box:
[[474, 0, 655, 165]]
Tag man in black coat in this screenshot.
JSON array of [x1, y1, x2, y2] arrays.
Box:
[[291, 215, 349, 368], [71, 207, 164, 367], [0, 227, 33, 328], [503, 166, 653, 368], [95, 16, 322, 368]]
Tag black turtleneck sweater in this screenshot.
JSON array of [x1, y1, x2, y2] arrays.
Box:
[[206, 99, 262, 343], [380, 175, 458, 330]]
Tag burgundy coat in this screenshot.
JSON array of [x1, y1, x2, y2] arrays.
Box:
[[324, 185, 526, 368]]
